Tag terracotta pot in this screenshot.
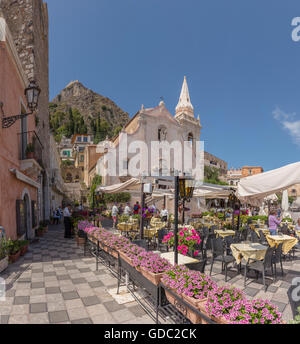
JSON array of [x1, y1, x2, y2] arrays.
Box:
[[0, 256, 8, 273], [140, 268, 165, 286], [9, 251, 20, 263], [43, 226, 48, 233], [20, 245, 28, 256], [37, 229, 44, 237], [26, 152, 35, 159], [77, 237, 86, 246]]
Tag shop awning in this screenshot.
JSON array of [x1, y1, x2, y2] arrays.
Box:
[[237, 161, 300, 206]]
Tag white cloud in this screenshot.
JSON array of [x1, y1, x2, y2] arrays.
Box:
[[272, 107, 300, 146]]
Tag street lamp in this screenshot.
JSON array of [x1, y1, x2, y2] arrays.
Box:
[[178, 176, 195, 225], [2, 80, 41, 128], [179, 177, 195, 202], [174, 175, 195, 264], [25, 80, 41, 112]]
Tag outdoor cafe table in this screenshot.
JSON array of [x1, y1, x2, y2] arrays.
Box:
[[160, 252, 200, 266], [214, 230, 236, 238], [266, 235, 298, 255], [230, 242, 268, 265]]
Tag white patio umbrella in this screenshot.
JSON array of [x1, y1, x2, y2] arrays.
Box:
[[281, 190, 291, 218]]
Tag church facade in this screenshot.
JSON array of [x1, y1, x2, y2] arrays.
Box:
[[95, 77, 204, 215], [97, 77, 202, 186]]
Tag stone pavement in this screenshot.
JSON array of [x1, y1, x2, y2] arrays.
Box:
[[0, 223, 298, 324], [0, 224, 154, 324]]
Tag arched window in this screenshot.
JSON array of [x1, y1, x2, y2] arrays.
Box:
[[158, 126, 167, 141], [187, 133, 193, 143]]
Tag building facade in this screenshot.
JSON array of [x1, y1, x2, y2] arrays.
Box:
[[0, 14, 40, 239], [226, 166, 264, 186], [49, 134, 65, 215], [96, 77, 203, 214], [1, 0, 51, 222]]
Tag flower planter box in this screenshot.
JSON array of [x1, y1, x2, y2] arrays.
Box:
[[119, 252, 134, 266], [20, 245, 29, 256], [140, 268, 165, 286], [165, 289, 207, 324], [76, 237, 86, 246], [0, 256, 8, 273], [182, 294, 211, 324], [9, 251, 20, 264]]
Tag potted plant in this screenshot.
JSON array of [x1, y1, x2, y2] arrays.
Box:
[[25, 143, 35, 159], [0, 238, 9, 273], [36, 226, 44, 237], [8, 240, 21, 263], [162, 227, 201, 256], [40, 220, 48, 232], [19, 240, 29, 256]]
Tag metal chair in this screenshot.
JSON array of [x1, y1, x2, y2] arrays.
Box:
[[210, 237, 236, 282], [193, 235, 206, 259], [187, 258, 207, 273], [258, 230, 268, 245], [204, 233, 216, 252], [244, 246, 276, 291], [250, 230, 260, 243], [202, 226, 209, 237], [272, 243, 283, 278], [224, 236, 234, 256], [132, 239, 148, 251], [287, 283, 300, 318], [157, 228, 169, 252], [241, 227, 249, 242]]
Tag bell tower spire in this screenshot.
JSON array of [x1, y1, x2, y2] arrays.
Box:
[[175, 76, 194, 118]]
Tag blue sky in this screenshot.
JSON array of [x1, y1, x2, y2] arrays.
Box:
[[48, 0, 300, 171]]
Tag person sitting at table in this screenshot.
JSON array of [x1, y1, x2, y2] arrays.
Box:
[[268, 210, 282, 236], [160, 206, 168, 222]]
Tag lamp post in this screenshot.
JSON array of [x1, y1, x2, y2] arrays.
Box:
[[174, 175, 195, 264], [2, 80, 41, 128]]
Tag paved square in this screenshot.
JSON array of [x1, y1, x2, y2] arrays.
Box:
[[0, 225, 153, 324]]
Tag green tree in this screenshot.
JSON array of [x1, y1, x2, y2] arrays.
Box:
[[88, 175, 102, 208]]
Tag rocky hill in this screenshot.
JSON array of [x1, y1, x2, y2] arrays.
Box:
[[49, 81, 130, 142]]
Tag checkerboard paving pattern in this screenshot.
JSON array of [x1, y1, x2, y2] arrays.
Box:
[[1, 224, 299, 324], [0, 225, 154, 324]]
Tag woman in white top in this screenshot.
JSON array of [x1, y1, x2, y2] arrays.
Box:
[[111, 203, 119, 228]]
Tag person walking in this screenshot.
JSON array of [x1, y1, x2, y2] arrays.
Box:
[[53, 208, 60, 225], [133, 201, 141, 215], [63, 204, 72, 238], [268, 210, 282, 236], [124, 203, 132, 216], [112, 203, 119, 228]]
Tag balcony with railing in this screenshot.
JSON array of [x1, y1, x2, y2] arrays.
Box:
[[17, 131, 44, 176]]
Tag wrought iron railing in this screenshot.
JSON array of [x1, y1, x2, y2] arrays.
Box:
[[17, 131, 44, 165]]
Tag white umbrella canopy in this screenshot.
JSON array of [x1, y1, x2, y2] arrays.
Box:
[[237, 161, 300, 206]]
